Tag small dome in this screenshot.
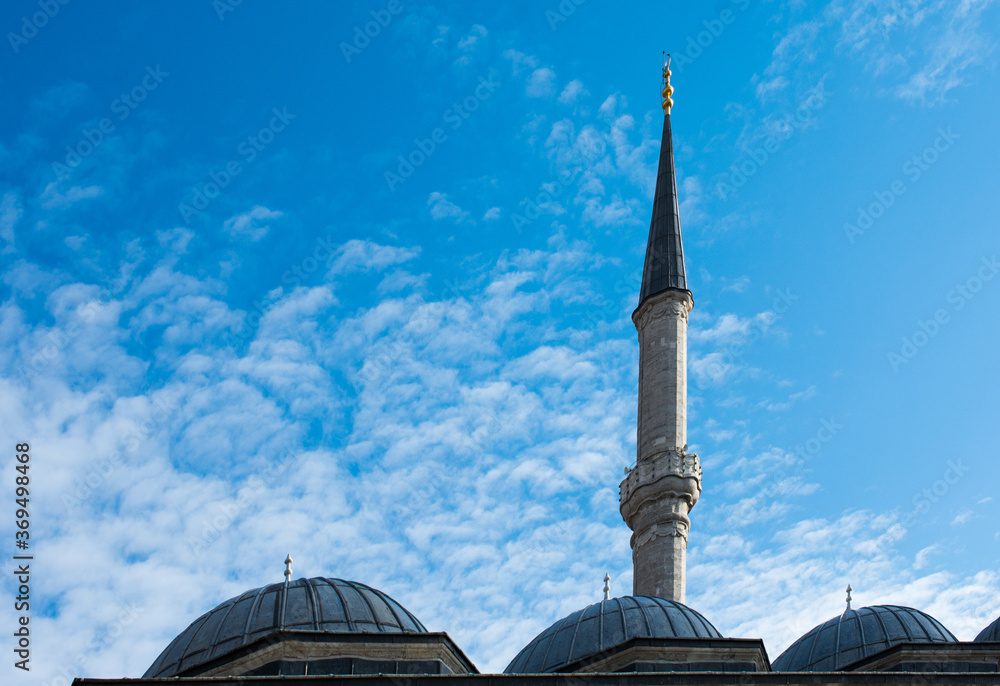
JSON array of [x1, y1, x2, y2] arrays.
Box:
[[772, 605, 956, 672], [144, 577, 426, 678], [504, 595, 722, 674], [975, 617, 1000, 642]]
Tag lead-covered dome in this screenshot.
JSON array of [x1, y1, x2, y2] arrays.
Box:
[[144, 577, 426, 678], [504, 595, 722, 674], [771, 605, 956, 672], [975, 616, 1000, 642]]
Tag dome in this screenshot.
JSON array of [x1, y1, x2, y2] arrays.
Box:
[[144, 577, 427, 678], [504, 595, 722, 674], [771, 605, 957, 672], [975, 616, 1000, 642]]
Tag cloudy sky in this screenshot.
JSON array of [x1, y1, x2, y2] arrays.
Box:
[[2, 0, 999, 681]]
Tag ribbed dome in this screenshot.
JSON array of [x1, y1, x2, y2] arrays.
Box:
[[504, 596, 722, 674], [144, 577, 426, 678], [772, 605, 956, 672], [975, 616, 1000, 642]]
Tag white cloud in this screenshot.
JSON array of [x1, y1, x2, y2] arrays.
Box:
[[427, 192, 470, 223], [550, 121, 607, 169], [952, 509, 974, 525], [328, 239, 420, 275], [377, 270, 427, 295], [526, 67, 557, 98], [831, 0, 996, 102], [746, 18, 824, 104], [558, 79, 588, 104], [691, 312, 774, 346], [678, 175, 706, 226], [482, 206, 500, 221], [755, 74, 790, 101], [608, 113, 659, 195], [65, 235, 87, 250], [0, 191, 22, 252], [581, 195, 639, 227], [458, 23, 487, 51], [597, 94, 619, 119], [40, 180, 104, 209], [222, 205, 282, 242], [721, 276, 751, 293], [502, 48, 538, 76], [915, 544, 939, 569], [756, 1, 997, 106], [156, 227, 194, 253], [690, 351, 740, 388], [759, 385, 818, 412]]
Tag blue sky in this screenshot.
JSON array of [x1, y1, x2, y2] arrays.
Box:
[[1, 0, 999, 680]]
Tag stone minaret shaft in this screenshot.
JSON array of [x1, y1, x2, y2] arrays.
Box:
[[619, 58, 702, 603]]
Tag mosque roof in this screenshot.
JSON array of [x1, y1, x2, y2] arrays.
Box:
[[504, 595, 721, 674], [143, 577, 426, 678], [771, 605, 957, 672]]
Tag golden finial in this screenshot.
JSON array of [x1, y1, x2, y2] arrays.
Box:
[[661, 52, 674, 115]]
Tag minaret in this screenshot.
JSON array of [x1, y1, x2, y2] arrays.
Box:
[[619, 56, 702, 603]]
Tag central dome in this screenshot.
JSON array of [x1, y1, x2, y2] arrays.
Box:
[[504, 595, 722, 673], [144, 577, 426, 678], [771, 605, 956, 672]]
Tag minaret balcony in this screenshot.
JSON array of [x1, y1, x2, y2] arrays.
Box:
[[619, 449, 702, 521]]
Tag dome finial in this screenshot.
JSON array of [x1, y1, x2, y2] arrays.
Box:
[[844, 584, 853, 614], [284, 554, 293, 584], [602, 573, 611, 600], [661, 52, 674, 115]]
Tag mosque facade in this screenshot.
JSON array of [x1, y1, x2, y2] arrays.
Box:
[[73, 61, 1000, 686]]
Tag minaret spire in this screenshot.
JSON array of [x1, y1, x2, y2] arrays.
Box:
[[620, 56, 701, 603], [638, 54, 688, 307]]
